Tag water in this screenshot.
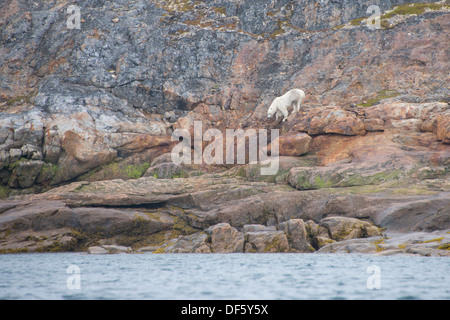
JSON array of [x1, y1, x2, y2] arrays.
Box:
[[0, 253, 449, 300]]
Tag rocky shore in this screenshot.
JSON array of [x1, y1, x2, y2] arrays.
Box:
[[0, 0, 449, 256]]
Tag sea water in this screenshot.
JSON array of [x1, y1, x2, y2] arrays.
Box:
[[0, 253, 449, 300]]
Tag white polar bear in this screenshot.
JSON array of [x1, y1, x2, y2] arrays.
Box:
[[267, 89, 305, 122]]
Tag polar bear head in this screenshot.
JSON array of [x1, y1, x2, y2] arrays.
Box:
[[267, 101, 278, 119]]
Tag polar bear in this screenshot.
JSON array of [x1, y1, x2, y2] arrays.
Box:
[[267, 89, 305, 122]]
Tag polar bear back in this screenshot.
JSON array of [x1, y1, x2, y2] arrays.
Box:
[[282, 89, 305, 104]]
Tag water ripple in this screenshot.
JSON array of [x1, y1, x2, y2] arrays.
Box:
[[0, 253, 449, 299]]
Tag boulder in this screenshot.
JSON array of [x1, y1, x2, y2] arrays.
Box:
[[291, 106, 366, 136], [205, 223, 244, 253], [319, 216, 382, 241], [158, 232, 211, 253], [276, 219, 314, 252], [87, 246, 109, 254], [305, 220, 335, 249], [436, 114, 450, 144], [277, 132, 311, 157], [244, 231, 289, 253], [101, 245, 132, 254], [9, 159, 44, 188]]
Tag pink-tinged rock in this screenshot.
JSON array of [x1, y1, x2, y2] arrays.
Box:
[[436, 114, 450, 144], [278, 132, 311, 157], [291, 106, 366, 136]]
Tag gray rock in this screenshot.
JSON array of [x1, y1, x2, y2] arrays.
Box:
[[276, 219, 314, 252], [319, 216, 382, 241], [10, 160, 44, 188], [87, 246, 109, 254], [159, 232, 211, 253], [242, 224, 276, 233], [244, 231, 289, 253], [102, 245, 132, 254], [145, 162, 184, 179], [9, 149, 22, 162], [205, 223, 244, 253]]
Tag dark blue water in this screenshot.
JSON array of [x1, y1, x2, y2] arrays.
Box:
[[0, 253, 449, 300]]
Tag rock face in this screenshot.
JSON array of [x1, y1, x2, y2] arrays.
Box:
[[0, 1, 449, 256]]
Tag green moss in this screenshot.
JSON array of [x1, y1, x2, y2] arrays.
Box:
[[333, 226, 352, 241], [264, 236, 287, 252], [49, 164, 65, 184], [0, 185, 10, 199], [213, 7, 227, 15], [126, 163, 151, 179], [2, 90, 37, 108], [0, 248, 29, 254], [349, 17, 365, 26], [382, 3, 449, 20], [7, 158, 26, 171], [172, 171, 187, 179], [379, 3, 450, 29], [346, 3, 449, 30], [172, 217, 197, 236], [380, 19, 392, 29], [37, 163, 58, 183], [437, 243, 450, 250], [314, 175, 334, 189], [79, 161, 151, 181], [36, 240, 78, 253], [420, 237, 444, 244], [332, 24, 346, 30], [357, 90, 401, 107], [268, 20, 287, 39], [391, 188, 438, 195]]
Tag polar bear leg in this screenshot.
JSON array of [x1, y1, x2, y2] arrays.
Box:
[[275, 111, 283, 121], [292, 101, 298, 114], [279, 105, 289, 122], [295, 100, 300, 113]]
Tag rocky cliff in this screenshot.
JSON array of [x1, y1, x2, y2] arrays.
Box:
[[0, 0, 449, 255]]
